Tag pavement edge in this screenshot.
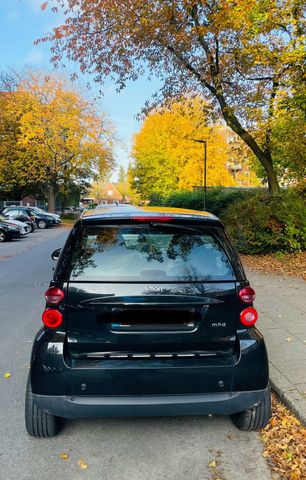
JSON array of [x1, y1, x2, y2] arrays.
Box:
[[270, 364, 306, 426]]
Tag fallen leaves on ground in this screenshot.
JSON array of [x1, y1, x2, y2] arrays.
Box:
[[59, 453, 69, 460], [77, 458, 88, 470], [0, 255, 12, 261], [208, 450, 225, 480], [261, 394, 306, 479], [241, 252, 306, 281], [3, 372, 11, 378]]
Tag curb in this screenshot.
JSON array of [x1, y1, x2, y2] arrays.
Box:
[[270, 363, 306, 426]]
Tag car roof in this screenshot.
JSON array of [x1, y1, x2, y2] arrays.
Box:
[[81, 205, 221, 224]]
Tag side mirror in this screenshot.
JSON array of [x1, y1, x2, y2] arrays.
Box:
[[51, 248, 61, 261]]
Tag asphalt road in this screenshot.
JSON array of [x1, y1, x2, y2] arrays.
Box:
[[0, 227, 272, 480]]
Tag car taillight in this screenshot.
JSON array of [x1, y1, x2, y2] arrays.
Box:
[[42, 309, 63, 328], [240, 307, 258, 326], [131, 216, 173, 222], [45, 287, 64, 305], [239, 286, 255, 304]]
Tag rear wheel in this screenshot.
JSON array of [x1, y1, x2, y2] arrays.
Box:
[[25, 376, 62, 437], [0, 230, 6, 242], [231, 385, 271, 431], [37, 220, 47, 229]]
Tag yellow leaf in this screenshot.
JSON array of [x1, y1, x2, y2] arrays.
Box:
[[59, 453, 69, 460], [286, 337, 292, 342], [78, 459, 88, 470], [4, 372, 11, 378], [208, 460, 217, 468], [290, 472, 299, 480]]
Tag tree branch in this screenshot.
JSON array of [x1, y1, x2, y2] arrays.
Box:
[[165, 45, 217, 96]]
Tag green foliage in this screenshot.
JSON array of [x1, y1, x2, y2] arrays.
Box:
[[223, 190, 306, 254], [150, 187, 305, 254], [151, 188, 255, 218]]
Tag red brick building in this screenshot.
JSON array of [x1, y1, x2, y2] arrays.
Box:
[[95, 182, 123, 205]]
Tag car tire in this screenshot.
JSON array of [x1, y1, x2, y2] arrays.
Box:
[[0, 230, 6, 242], [37, 220, 47, 229], [231, 384, 271, 431], [25, 376, 62, 437]]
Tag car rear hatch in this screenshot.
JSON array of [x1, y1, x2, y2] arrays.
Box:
[[62, 217, 240, 394]]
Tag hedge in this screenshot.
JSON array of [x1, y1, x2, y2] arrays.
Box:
[[149, 188, 306, 254]]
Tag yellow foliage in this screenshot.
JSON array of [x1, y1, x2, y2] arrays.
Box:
[[131, 97, 236, 197], [0, 71, 114, 209]]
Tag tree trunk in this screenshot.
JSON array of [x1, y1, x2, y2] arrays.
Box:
[[264, 159, 280, 195], [47, 183, 57, 213], [216, 95, 280, 195], [164, 40, 281, 195]]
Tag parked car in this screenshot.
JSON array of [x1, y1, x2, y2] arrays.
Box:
[[25, 206, 271, 437], [0, 207, 36, 232], [30, 207, 61, 225], [0, 215, 31, 236], [1, 206, 55, 229], [0, 220, 21, 242]]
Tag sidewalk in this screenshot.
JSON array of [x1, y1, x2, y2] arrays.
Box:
[[246, 268, 306, 425]]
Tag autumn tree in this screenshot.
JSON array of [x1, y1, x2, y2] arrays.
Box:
[[0, 71, 115, 211], [116, 166, 130, 200], [130, 97, 236, 198], [40, 0, 305, 195]]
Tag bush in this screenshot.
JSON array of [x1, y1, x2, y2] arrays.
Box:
[[222, 190, 306, 254], [149, 187, 257, 218]]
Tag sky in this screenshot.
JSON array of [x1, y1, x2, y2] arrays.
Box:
[[0, 0, 161, 180]]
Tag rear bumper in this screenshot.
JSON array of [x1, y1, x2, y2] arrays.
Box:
[[33, 389, 267, 419], [30, 328, 269, 416]]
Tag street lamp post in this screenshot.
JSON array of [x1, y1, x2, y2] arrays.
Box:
[[192, 139, 207, 211]]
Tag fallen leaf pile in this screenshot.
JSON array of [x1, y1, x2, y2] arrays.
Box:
[[241, 252, 306, 281], [261, 394, 306, 479]]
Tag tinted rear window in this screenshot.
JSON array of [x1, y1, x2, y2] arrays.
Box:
[[64, 225, 235, 281]]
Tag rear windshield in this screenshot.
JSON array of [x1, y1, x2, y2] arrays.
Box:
[[64, 225, 235, 282]]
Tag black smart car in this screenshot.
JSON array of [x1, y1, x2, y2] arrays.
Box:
[[25, 206, 271, 437]]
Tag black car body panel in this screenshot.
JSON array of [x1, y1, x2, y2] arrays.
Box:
[[29, 206, 269, 420], [0, 221, 21, 240]]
